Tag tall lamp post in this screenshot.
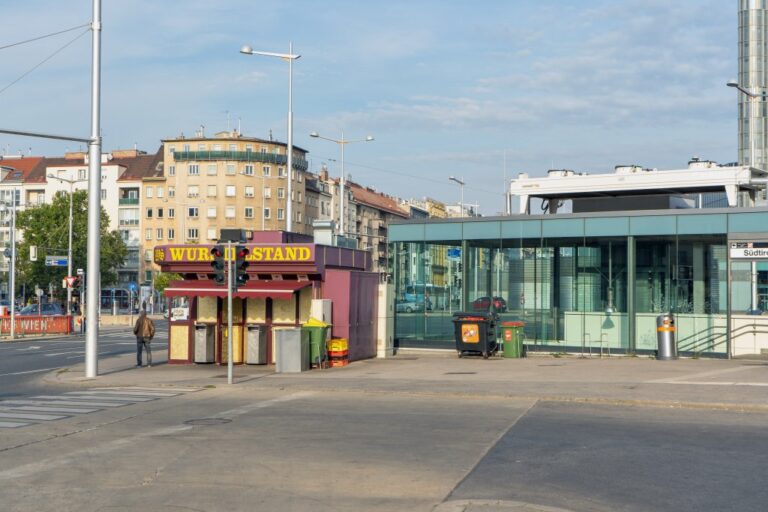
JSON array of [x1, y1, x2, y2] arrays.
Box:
[[449, 176, 465, 217], [240, 43, 300, 232], [47, 174, 87, 317], [309, 131, 374, 236]]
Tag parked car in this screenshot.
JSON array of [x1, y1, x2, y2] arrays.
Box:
[[396, 301, 424, 313], [18, 303, 65, 316], [471, 296, 507, 312]]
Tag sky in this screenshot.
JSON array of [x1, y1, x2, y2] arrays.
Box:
[[0, 0, 738, 215]]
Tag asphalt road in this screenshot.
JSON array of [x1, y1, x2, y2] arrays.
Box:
[[0, 323, 168, 396]]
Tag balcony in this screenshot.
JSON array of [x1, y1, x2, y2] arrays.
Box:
[[173, 151, 309, 171], [119, 197, 139, 205]]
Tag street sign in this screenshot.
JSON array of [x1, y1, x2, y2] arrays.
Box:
[[45, 255, 68, 267], [65, 276, 78, 288], [447, 248, 461, 259], [3, 248, 10, 258], [76, 268, 84, 275]]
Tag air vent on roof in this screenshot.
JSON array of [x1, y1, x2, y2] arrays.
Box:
[[547, 169, 575, 178], [614, 165, 645, 175]]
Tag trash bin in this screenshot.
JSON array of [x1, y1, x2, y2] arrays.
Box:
[[656, 313, 677, 360], [245, 324, 267, 365], [274, 327, 310, 373], [302, 317, 331, 368], [194, 323, 214, 363], [500, 321, 525, 358], [452, 311, 498, 359]]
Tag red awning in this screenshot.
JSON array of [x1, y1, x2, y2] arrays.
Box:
[[164, 280, 311, 300]]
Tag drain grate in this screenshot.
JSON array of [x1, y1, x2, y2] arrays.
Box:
[[184, 418, 232, 426]]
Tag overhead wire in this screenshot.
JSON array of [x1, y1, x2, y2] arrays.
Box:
[[0, 28, 90, 97], [0, 23, 90, 52]]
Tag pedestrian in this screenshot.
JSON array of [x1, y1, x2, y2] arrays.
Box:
[[79, 308, 86, 334], [133, 309, 156, 367]]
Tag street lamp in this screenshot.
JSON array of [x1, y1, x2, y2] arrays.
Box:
[[47, 173, 87, 317], [449, 176, 465, 217], [240, 43, 300, 232], [309, 131, 374, 236]]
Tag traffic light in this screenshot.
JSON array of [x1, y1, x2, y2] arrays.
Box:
[[210, 245, 226, 285], [234, 245, 250, 290]]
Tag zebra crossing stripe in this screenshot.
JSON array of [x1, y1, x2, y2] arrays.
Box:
[[0, 421, 31, 428], [93, 386, 200, 393], [7, 399, 127, 408], [0, 411, 67, 421], [6, 405, 99, 414], [70, 390, 178, 398], [63, 393, 157, 402]]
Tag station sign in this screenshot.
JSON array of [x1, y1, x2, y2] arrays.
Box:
[[730, 242, 768, 259], [45, 255, 68, 267]]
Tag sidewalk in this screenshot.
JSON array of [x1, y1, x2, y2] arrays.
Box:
[[45, 348, 768, 412]]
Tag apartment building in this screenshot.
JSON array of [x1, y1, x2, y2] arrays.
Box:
[[141, 129, 309, 285]]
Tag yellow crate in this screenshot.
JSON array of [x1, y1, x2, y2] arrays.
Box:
[[327, 338, 348, 352]]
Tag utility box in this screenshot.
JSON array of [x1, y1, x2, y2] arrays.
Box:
[[274, 327, 310, 373], [245, 324, 267, 365], [310, 299, 333, 325], [194, 323, 215, 363]]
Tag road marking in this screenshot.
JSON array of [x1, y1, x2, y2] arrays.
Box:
[[62, 393, 157, 402], [5, 405, 99, 414], [94, 386, 201, 393], [646, 365, 755, 384], [8, 399, 126, 408], [649, 381, 768, 387], [0, 421, 30, 428], [0, 367, 61, 377], [0, 411, 67, 421], [0, 392, 312, 479], [70, 390, 179, 397], [15, 346, 41, 351], [44, 351, 84, 357]]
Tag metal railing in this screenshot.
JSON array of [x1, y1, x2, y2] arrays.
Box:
[[172, 150, 308, 171]]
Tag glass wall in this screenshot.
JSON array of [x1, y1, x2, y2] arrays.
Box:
[[391, 224, 728, 356]]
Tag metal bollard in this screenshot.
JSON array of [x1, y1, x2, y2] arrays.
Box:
[[656, 313, 677, 360]]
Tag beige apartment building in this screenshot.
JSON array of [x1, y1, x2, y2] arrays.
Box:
[[141, 130, 309, 284]]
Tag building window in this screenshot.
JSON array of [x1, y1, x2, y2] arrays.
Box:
[[101, 189, 107, 200], [229, 144, 237, 151], [244, 165, 254, 176], [297, 211, 302, 223], [187, 186, 199, 198], [246, 145, 253, 153], [78, 169, 86, 180], [198, 144, 206, 151], [188, 164, 199, 176], [297, 191, 302, 203], [245, 207, 254, 218], [156, 228, 163, 239], [207, 185, 217, 197], [277, 208, 285, 220], [207, 228, 217, 240], [146, 187, 153, 198], [226, 164, 235, 176], [207, 207, 217, 218], [187, 228, 199, 240], [263, 166, 271, 177], [264, 207, 271, 219], [157, 207, 164, 218], [183, 144, 190, 152], [225, 206, 236, 219], [157, 187, 164, 198], [169, 165, 176, 176], [278, 167, 286, 177], [168, 228, 175, 240], [146, 208, 153, 218], [277, 188, 285, 199], [244, 186, 255, 198], [207, 164, 217, 176], [188, 207, 199, 218], [226, 185, 236, 197], [213, 144, 221, 151], [264, 187, 272, 199], [169, 208, 175, 218], [169, 186, 175, 197], [145, 229, 152, 240]]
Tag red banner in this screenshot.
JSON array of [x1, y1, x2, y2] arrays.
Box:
[[0, 316, 73, 335]]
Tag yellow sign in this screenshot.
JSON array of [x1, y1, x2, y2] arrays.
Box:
[[154, 245, 314, 264], [461, 324, 480, 343]]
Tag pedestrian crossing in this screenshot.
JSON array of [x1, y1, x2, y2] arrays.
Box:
[[0, 386, 200, 429]]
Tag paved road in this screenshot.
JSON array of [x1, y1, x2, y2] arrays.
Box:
[[0, 323, 168, 396]]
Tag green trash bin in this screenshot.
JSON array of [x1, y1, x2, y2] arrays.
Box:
[[302, 318, 331, 368], [500, 321, 525, 358]]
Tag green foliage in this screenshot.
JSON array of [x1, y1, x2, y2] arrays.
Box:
[[153, 272, 181, 293], [15, 190, 127, 295]]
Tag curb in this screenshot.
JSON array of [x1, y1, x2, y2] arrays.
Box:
[[433, 499, 576, 512]]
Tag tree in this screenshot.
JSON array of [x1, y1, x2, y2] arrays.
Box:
[[153, 272, 181, 294], [15, 190, 127, 301]]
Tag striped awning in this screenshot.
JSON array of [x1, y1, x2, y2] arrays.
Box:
[[164, 280, 310, 300]]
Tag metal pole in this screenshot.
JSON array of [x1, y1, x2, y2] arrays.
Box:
[[227, 241, 233, 385], [460, 181, 464, 217], [9, 192, 16, 340], [286, 41, 294, 233], [340, 131, 345, 236], [262, 178, 266, 231], [66, 182, 73, 317], [85, 0, 102, 378]]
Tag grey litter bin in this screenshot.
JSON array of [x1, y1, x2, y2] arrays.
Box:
[[194, 323, 215, 363], [656, 313, 678, 360], [246, 324, 267, 365], [274, 327, 310, 373]]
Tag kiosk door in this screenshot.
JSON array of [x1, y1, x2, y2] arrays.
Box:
[[729, 259, 768, 357]]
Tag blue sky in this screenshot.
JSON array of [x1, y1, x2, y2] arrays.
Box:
[[0, 0, 737, 214]]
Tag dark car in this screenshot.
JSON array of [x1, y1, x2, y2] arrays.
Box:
[[471, 296, 507, 312], [18, 303, 65, 316]]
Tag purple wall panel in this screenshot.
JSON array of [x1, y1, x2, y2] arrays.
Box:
[[323, 269, 378, 361]]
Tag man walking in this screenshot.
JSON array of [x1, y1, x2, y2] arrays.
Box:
[[133, 309, 156, 367]]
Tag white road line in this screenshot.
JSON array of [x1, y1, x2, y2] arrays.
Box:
[[0, 391, 313, 478], [94, 386, 200, 393], [62, 393, 156, 402], [0, 367, 61, 377], [5, 405, 98, 414], [70, 390, 178, 397], [44, 351, 84, 357], [8, 399, 126, 408], [649, 380, 768, 387], [0, 421, 30, 428], [646, 365, 755, 384], [0, 411, 67, 421]]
